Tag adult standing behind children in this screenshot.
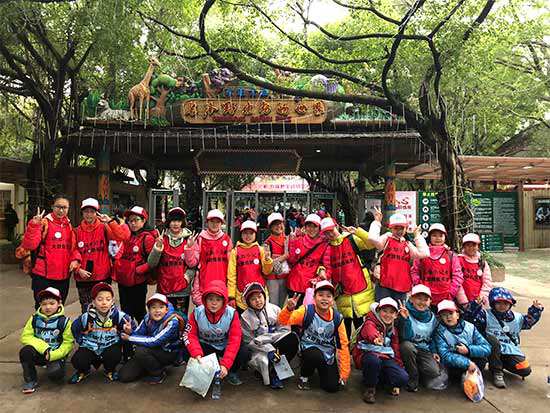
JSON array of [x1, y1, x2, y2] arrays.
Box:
[[148, 207, 195, 314], [286, 213, 330, 306], [412, 224, 463, 307], [73, 198, 130, 313], [184, 209, 232, 306], [21, 194, 79, 308], [321, 218, 376, 338], [263, 212, 290, 308], [368, 209, 429, 303], [111, 206, 156, 322]]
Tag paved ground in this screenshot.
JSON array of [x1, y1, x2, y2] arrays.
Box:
[[1, 251, 549, 413]]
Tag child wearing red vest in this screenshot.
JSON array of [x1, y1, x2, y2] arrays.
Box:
[[21, 194, 79, 308], [368, 211, 429, 303], [185, 209, 232, 306], [74, 198, 130, 313], [263, 212, 290, 308], [455, 233, 492, 308], [286, 213, 331, 305], [227, 220, 273, 312], [112, 206, 156, 322], [411, 224, 463, 307], [321, 218, 376, 338], [148, 207, 194, 314]]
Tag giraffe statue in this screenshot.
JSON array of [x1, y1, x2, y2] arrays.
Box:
[[128, 57, 160, 120]]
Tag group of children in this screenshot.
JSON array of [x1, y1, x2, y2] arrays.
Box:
[[18, 196, 544, 403]]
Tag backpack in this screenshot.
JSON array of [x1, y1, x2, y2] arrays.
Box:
[[161, 311, 188, 339], [349, 318, 366, 352], [15, 219, 50, 275], [302, 304, 344, 349]]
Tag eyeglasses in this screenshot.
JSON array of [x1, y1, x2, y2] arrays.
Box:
[[53, 205, 69, 210]]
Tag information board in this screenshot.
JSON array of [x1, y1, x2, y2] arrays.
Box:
[[480, 233, 505, 252], [418, 192, 440, 238]]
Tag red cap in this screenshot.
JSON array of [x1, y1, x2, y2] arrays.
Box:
[[320, 217, 337, 233], [37, 287, 62, 302], [124, 206, 148, 222], [305, 213, 321, 226], [91, 282, 114, 299], [81, 198, 100, 211], [147, 293, 169, 307], [314, 280, 336, 294]]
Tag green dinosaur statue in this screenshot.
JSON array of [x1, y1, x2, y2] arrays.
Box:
[[150, 74, 186, 94]]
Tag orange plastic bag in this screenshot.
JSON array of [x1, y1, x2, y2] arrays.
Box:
[[462, 366, 485, 402]]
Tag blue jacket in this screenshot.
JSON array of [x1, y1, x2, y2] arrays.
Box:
[[464, 300, 543, 334], [434, 319, 491, 370], [128, 303, 181, 352], [399, 301, 438, 353], [72, 305, 134, 355]]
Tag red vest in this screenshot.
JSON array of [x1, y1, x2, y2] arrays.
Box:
[[287, 237, 328, 293], [380, 237, 412, 293], [236, 245, 265, 291], [112, 231, 153, 286], [75, 223, 111, 282], [33, 218, 73, 281], [199, 234, 231, 291], [157, 237, 188, 295], [264, 235, 288, 280], [419, 251, 452, 304], [330, 236, 367, 295], [459, 256, 483, 302]]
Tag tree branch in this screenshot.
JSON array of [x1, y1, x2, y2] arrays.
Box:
[[463, 0, 496, 43], [331, 0, 400, 25], [429, 0, 468, 38]]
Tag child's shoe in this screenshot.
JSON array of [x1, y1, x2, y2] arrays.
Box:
[[22, 381, 37, 394], [391, 387, 400, 396], [68, 371, 90, 384], [493, 371, 506, 388], [297, 376, 310, 390], [270, 376, 284, 389], [362, 387, 376, 404], [227, 372, 243, 386], [104, 371, 119, 382], [406, 379, 419, 392], [146, 370, 166, 385]]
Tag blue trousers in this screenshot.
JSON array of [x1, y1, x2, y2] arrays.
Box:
[[362, 352, 409, 387], [374, 285, 408, 303]]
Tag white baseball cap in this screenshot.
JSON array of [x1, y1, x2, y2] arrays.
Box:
[[388, 213, 408, 228], [314, 280, 335, 294], [81, 198, 99, 211], [147, 293, 169, 307], [240, 220, 257, 233], [207, 209, 225, 223], [320, 217, 337, 233], [268, 212, 284, 227], [124, 206, 148, 221], [305, 213, 321, 226], [462, 233, 481, 245], [411, 284, 432, 298], [37, 287, 62, 302], [378, 297, 399, 311], [437, 299, 458, 313], [428, 223, 447, 235]]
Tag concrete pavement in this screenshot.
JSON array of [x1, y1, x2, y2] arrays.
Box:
[[1, 262, 549, 413]]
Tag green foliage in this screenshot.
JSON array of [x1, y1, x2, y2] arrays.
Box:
[[81, 91, 102, 117], [481, 251, 505, 269], [149, 116, 169, 127]]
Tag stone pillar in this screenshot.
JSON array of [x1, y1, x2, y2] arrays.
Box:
[[384, 161, 396, 226], [97, 150, 111, 215]]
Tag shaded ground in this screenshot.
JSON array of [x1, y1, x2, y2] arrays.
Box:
[[493, 249, 550, 283], [1, 251, 549, 413]]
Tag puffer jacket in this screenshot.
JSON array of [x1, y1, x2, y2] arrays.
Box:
[[127, 302, 181, 352]]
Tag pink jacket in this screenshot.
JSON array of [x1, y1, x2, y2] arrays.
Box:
[[184, 229, 233, 306], [455, 253, 492, 305], [411, 245, 464, 298], [368, 221, 430, 259]]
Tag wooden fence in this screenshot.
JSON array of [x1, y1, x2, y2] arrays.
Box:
[[521, 189, 550, 250]]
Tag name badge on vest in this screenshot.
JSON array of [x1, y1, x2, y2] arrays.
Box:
[[222, 240, 228, 247], [317, 326, 325, 334], [53, 329, 60, 337], [502, 325, 510, 333], [215, 328, 223, 334], [295, 248, 301, 254], [54, 232, 62, 239], [477, 269, 483, 276], [439, 258, 446, 264], [133, 246, 139, 253], [78, 241, 84, 248], [181, 253, 185, 259], [253, 258, 260, 265], [405, 246, 409, 254]]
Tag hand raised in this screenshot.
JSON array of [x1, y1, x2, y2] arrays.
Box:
[[373, 206, 383, 223], [286, 294, 300, 311], [186, 231, 198, 248], [155, 230, 165, 249], [532, 299, 543, 310], [98, 213, 110, 224], [398, 300, 409, 319], [123, 318, 133, 334], [413, 225, 422, 237], [341, 225, 356, 234], [32, 207, 45, 225]]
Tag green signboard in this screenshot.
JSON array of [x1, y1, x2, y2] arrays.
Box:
[[480, 233, 505, 252], [416, 191, 519, 249]]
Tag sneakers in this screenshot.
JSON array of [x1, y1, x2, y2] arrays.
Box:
[[68, 371, 90, 384], [297, 376, 310, 391], [146, 371, 166, 385], [22, 381, 37, 394], [493, 371, 506, 388], [104, 371, 119, 382], [406, 378, 419, 392], [227, 372, 243, 386], [391, 387, 400, 396], [363, 387, 376, 404]]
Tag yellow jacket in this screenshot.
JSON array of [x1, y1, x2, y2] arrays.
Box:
[[329, 228, 376, 319], [227, 241, 273, 310]]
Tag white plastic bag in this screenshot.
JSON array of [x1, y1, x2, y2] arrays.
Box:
[[273, 355, 294, 380], [424, 363, 449, 391], [461, 365, 485, 402], [179, 353, 220, 397]]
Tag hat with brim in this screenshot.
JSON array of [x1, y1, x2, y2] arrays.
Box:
[[37, 287, 62, 302], [146, 293, 169, 307], [91, 282, 114, 300], [428, 223, 447, 235], [124, 206, 148, 222], [207, 209, 225, 223], [267, 212, 284, 227], [411, 284, 432, 298], [462, 233, 481, 245], [314, 280, 335, 294], [305, 214, 321, 226], [81, 198, 100, 211], [240, 220, 257, 233], [320, 217, 337, 234], [437, 299, 458, 313], [388, 213, 408, 228], [378, 297, 398, 311]]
